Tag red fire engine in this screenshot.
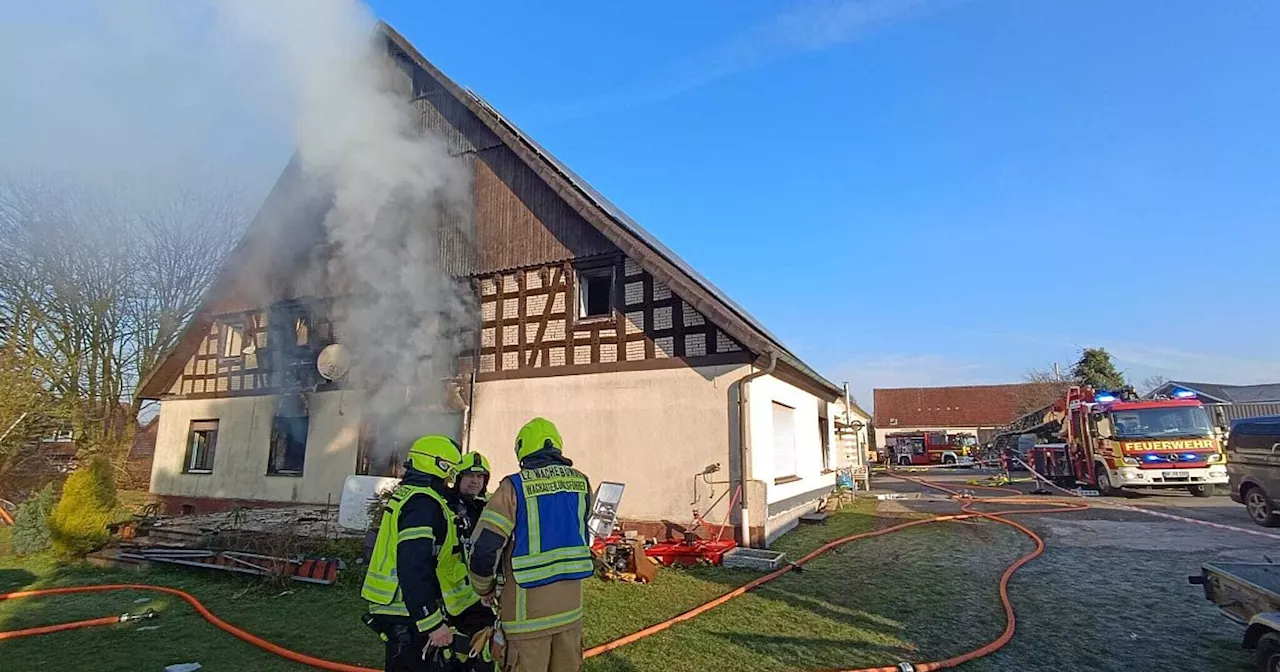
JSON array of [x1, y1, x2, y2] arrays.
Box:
[[1004, 385, 1227, 496], [886, 431, 976, 467]]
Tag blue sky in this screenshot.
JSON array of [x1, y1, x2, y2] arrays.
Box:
[[2, 1, 1275, 409], [369, 0, 1280, 405]]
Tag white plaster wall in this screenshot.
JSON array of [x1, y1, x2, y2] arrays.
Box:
[[150, 390, 365, 504], [747, 374, 837, 505], [468, 363, 750, 524]]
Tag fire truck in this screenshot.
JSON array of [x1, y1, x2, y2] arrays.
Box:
[[1000, 385, 1228, 496], [886, 431, 976, 467]]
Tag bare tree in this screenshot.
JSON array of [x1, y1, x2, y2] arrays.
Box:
[[0, 174, 248, 465], [1013, 365, 1071, 416], [1140, 375, 1169, 396]]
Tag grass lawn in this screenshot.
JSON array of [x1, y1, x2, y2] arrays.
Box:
[[0, 498, 1258, 671]]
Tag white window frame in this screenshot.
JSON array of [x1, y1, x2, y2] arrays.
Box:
[[185, 420, 218, 474], [772, 402, 797, 481]]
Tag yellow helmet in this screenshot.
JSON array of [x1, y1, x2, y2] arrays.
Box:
[[515, 417, 563, 462], [457, 451, 491, 476], [405, 435, 462, 480]]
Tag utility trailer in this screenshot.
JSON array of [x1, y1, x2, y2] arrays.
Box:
[[1190, 562, 1280, 670]]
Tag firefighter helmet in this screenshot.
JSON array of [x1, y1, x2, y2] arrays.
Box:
[[405, 435, 462, 479], [515, 417, 563, 462], [457, 451, 491, 476]]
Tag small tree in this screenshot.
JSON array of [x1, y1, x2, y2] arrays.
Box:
[[1070, 348, 1127, 391], [11, 483, 58, 555], [47, 457, 118, 557]]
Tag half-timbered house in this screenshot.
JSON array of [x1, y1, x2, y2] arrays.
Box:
[[137, 24, 847, 546]]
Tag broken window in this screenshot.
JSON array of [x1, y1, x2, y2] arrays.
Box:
[[185, 420, 218, 473], [268, 415, 309, 475], [220, 321, 245, 360], [577, 266, 615, 319], [295, 316, 310, 347]]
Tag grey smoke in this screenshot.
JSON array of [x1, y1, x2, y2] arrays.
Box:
[[219, 0, 477, 468], [2, 1, 476, 467]]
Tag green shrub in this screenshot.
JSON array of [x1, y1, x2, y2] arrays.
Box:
[[48, 457, 118, 557], [11, 483, 58, 555]]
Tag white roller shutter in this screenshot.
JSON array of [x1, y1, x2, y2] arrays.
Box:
[[772, 402, 797, 478]]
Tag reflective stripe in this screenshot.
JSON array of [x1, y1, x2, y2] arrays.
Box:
[[361, 582, 397, 600], [444, 584, 479, 614], [503, 606, 583, 635], [479, 509, 514, 536], [398, 526, 436, 543], [526, 489, 542, 556], [512, 559, 594, 585], [515, 583, 527, 622], [368, 602, 410, 617], [415, 610, 444, 632], [511, 545, 592, 570]]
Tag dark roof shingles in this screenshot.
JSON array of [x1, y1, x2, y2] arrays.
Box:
[[1169, 381, 1280, 404]]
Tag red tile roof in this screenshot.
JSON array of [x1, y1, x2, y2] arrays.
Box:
[[873, 384, 1043, 429]]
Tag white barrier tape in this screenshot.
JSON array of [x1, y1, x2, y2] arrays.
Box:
[[877, 459, 1001, 472], [1013, 458, 1280, 542]]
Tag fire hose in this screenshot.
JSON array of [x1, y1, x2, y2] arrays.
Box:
[[4, 469, 1248, 671], [0, 584, 382, 672]]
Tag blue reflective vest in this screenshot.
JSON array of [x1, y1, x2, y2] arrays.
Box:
[[509, 465, 593, 588]]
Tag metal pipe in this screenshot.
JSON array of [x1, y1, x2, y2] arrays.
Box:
[[735, 351, 777, 548]]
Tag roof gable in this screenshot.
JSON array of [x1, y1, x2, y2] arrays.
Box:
[[379, 24, 838, 398], [139, 23, 839, 400]]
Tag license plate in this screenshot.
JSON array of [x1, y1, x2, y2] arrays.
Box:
[[1163, 470, 1190, 478]]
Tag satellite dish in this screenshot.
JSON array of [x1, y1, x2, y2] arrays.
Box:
[[317, 343, 351, 380]]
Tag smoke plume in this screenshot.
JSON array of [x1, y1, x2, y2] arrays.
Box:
[[219, 1, 476, 469], [2, 1, 477, 469]]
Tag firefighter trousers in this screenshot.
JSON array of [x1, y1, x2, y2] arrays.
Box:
[[369, 615, 451, 672], [502, 621, 583, 672]]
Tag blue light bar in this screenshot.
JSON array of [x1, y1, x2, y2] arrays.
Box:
[[1143, 453, 1161, 462], [1095, 390, 1118, 403], [1170, 387, 1196, 399]]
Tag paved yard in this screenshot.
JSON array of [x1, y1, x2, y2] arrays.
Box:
[[868, 468, 1270, 671]]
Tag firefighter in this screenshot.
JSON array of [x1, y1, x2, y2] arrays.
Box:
[[455, 452, 491, 528], [468, 418, 593, 672], [361, 435, 480, 672], [451, 451, 498, 671]]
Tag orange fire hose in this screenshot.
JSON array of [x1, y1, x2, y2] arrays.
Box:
[[0, 474, 1083, 672], [0, 614, 124, 640], [0, 506, 14, 525], [583, 473, 1089, 672], [0, 584, 380, 672]]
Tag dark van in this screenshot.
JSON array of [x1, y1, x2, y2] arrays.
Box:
[[1227, 416, 1280, 527]]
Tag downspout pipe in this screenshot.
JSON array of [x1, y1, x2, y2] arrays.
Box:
[[736, 351, 777, 548]]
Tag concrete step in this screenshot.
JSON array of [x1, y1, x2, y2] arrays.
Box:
[[799, 512, 829, 524]]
